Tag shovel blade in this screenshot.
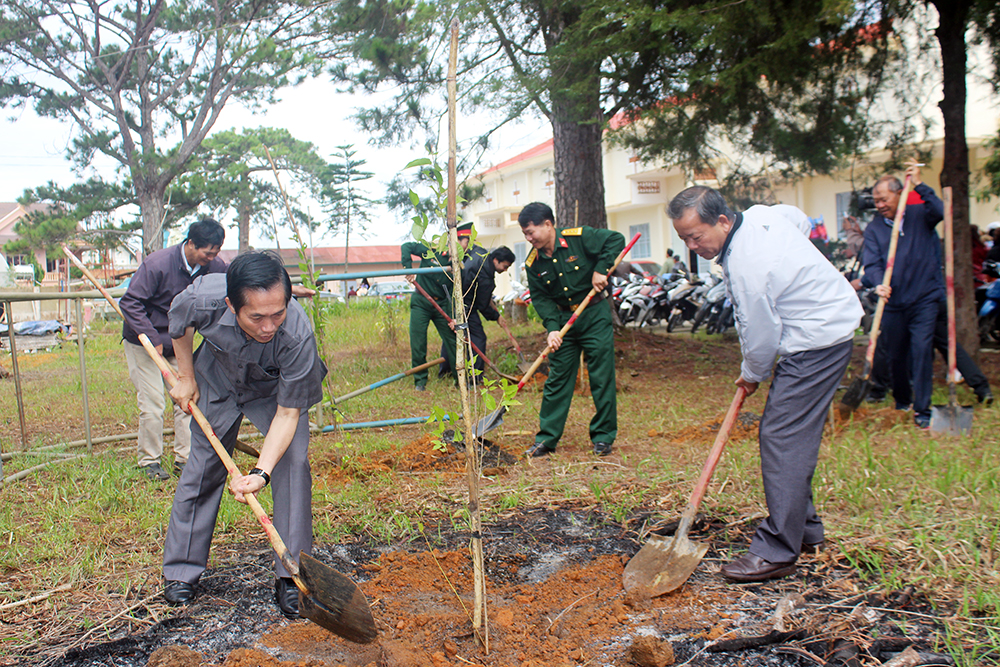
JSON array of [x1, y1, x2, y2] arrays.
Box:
[[472, 406, 506, 438], [839, 377, 871, 413], [623, 532, 709, 599], [297, 552, 378, 644], [929, 405, 974, 435]]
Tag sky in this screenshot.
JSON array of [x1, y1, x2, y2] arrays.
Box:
[[1, 78, 551, 251]]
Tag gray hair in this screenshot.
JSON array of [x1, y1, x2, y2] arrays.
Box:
[[667, 186, 734, 226], [875, 175, 903, 193]]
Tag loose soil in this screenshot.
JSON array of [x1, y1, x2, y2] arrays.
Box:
[[5, 330, 996, 667]]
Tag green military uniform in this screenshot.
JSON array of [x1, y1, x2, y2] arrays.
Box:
[[525, 226, 625, 450], [401, 241, 457, 387]]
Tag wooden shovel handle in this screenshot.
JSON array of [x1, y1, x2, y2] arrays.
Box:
[[682, 386, 748, 521], [862, 175, 913, 373], [63, 247, 305, 584]]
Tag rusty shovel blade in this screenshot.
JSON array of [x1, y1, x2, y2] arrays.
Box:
[[296, 552, 378, 644], [929, 404, 974, 435], [623, 531, 709, 599]]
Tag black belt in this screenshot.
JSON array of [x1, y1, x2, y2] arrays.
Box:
[[559, 291, 605, 311]]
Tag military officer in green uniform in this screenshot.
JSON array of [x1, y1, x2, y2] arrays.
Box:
[[401, 222, 474, 390], [519, 202, 625, 457]]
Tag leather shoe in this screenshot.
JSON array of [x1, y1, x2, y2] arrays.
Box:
[[720, 553, 796, 582], [173, 461, 186, 477], [525, 442, 555, 457], [977, 390, 994, 405], [592, 442, 613, 456], [275, 577, 300, 618], [163, 580, 195, 605], [143, 462, 170, 481]]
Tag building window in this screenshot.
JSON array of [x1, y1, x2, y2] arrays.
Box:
[[628, 223, 651, 258]]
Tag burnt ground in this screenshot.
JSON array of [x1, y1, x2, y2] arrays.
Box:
[[5, 329, 997, 667], [27, 506, 952, 667]]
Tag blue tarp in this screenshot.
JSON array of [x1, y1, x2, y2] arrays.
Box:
[[0, 320, 68, 336]]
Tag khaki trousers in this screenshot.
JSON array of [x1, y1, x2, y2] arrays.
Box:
[[123, 341, 191, 467]]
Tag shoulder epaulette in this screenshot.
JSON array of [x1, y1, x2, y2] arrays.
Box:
[[525, 248, 537, 267], [562, 227, 583, 236]]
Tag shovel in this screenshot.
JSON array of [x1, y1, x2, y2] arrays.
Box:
[[495, 312, 534, 375], [930, 187, 974, 435], [65, 247, 379, 644], [840, 174, 913, 413], [410, 280, 521, 383], [623, 386, 748, 599], [473, 232, 643, 438]]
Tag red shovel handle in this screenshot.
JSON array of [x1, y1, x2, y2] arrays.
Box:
[[683, 386, 748, 520]]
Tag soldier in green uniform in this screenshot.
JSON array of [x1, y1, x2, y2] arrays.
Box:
[[519, 202, 625, 457], [400, 222, 473, 391]]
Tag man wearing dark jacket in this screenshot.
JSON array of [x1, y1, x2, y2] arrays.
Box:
[[861, 163, 944, 429], [120, 219, 226, 480], [461, 246, 515, 374]]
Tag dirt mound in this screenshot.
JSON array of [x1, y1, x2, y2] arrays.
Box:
[[669, 411, 761, 444], [315, 434, 520, 485]]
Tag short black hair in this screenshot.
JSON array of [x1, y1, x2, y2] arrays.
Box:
[[490, 246, 516, 265], [666, 187, 734, 226], [226, 251, 292, 313], [518, 202, 554, 228], [186, 218, 225, 249]]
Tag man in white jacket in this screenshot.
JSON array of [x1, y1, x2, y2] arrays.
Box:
[[668, 186, 862, 582]]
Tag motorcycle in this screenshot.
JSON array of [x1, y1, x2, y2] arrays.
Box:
[[706, 297, 735, 334], [690, 279, 727, 334], [664, 274, 712, 332], [634, 271, 687, 327]]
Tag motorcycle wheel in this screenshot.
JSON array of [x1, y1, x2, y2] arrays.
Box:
[[666, 311, 684, 333], [690, 304, 711, 334]]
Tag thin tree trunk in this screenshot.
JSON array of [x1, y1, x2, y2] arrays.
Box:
[[933, 0, 977, 357], [239, 173, 251, 254]]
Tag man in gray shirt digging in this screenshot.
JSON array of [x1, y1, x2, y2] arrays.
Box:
[[160, 251, 326, 618]]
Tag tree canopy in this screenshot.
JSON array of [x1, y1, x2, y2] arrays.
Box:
[[0, 0, 332, 254]]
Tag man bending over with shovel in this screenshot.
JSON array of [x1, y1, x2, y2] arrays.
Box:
[[161, 252, 327, 617], [669, 187, 861, 582]]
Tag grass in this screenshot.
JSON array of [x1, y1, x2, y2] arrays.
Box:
[[2, 304, 1000, 664]]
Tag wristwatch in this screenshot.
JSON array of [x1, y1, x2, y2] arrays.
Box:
[[248, 467, 271, 487]]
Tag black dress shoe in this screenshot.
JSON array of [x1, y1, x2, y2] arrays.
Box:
[[592, 441, 613, 456], [275, 577, 300, 618], [977, 390, 994, 405], [525, 442, 555, 457], [163, 580, 196, 605], [720, 553, 796, 582]]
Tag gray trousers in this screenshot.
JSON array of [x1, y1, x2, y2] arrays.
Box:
[[162, 395, 313, 583], [748, 339, 853, 564]]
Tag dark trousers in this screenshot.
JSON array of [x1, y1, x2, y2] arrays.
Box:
[[880, 300, 937, 418], [440, 309, 487, 376], [871, 299, 990, 400], [409, 295, 457, 386], [163, 398, 313, 582], [536, 301, 617, 448], [749, 340, 853, 564]]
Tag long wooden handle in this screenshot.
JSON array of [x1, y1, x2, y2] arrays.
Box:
[[63, 247, 305, 585], [862, 175, 913, 375], [682, 386, 748, 520], [943, 187, 957, 407], [495, 313, 523, 355], [516, 232, 642, 390]]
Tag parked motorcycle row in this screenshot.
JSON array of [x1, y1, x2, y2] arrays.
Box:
[[501, 263, 735, 334], [613, 264, 734, 334]]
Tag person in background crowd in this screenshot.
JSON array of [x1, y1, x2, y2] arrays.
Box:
[[861, 162, 944, 429], [660, 249, 676, 275], [119, 219, 226, 481]]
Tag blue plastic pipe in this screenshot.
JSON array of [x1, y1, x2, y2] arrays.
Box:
[[315, 266, 449, 283], [321, 415, 450, 432]]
